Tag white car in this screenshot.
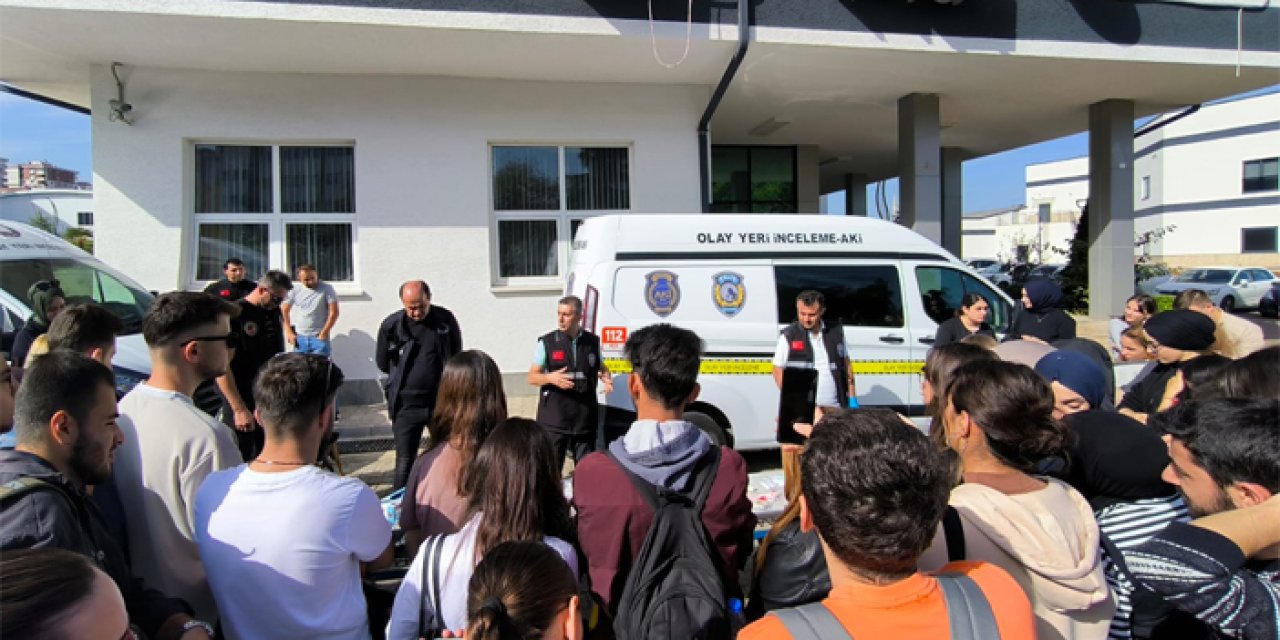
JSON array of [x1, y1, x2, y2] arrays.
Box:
[[1156, 266, 1279, 312]]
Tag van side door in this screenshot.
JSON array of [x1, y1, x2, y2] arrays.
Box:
[[773, 262, 914, 412]]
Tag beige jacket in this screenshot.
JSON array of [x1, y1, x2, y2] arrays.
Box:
[[920, 477, 1115, 640], [1213, 311, 1264, 359]]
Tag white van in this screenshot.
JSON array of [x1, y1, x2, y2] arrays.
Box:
[[567, 214, 1016, 450], [0, 221, 152, 394]]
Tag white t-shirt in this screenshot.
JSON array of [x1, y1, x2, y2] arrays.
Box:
[[195, 465, 392, 640], [772, 325, 839, 407], [285, 282, 338, 336], [114, 383, 242, 622], [386, 513, 579, 639]]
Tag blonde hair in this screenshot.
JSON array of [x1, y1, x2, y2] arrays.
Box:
[[23, 335, 51, 368]]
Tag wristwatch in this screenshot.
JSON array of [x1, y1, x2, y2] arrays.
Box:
[[182, 619, 215, 637]]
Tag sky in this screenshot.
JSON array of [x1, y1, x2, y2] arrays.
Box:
[[0, 86, 1271, 214]]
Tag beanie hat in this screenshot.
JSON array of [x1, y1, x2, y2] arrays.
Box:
[[1143, 309, 1216, 352], [26, 280, 66, 326], [1035, 350, 1108, 410]]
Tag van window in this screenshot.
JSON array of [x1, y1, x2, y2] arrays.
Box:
[[1, 259, 153, 335], [914, 266, 1010, 332], [775, 265, 904, 328]]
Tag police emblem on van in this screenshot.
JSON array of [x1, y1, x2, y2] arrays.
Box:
[[712, 272, 746, 317], [644, 271, 681, 317]]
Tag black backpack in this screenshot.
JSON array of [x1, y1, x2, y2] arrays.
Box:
[[607, 447, 733, 640]]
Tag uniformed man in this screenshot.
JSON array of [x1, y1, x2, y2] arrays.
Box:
[[527, 296, 613, 470], [772, 290, 857, 409]]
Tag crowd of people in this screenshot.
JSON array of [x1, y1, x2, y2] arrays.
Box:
[[0, 265, 1277, 640]]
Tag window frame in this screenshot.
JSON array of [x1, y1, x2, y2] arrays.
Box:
[[1242, 157, 1279, 194], [189, 142, 359, 289], [1241, 226, 1278, 254], [488, 143, 633, 288], [710, 145, 799, 213]]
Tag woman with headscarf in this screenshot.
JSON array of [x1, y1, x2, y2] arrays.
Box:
[[1058, 410, 1205, 639], [1007, 277, 1076, 344], [1034, 350, 1109, 420], [10, 280, 66, 376], [1117, 309, 1216, 423]]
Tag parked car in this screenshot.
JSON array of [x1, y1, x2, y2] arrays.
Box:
[[1029, 263, 1066, 283], [1155, 266, 1279, 312], [989, 263, 1037, 293], [967, 258, 999, 271], [1258, 280, 1280, 318]]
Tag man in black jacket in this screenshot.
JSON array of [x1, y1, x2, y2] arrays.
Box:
[[375, 280, 462, 490], [0, 351, 213, 640], [771, 290, 856, 410]]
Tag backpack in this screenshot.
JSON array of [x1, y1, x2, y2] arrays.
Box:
[[772, 572, 1000, 639], [607, 447, 733, 640]]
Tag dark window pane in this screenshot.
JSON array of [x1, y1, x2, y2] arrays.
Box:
[[712, 147, 750, 204], [566, 147, 629, 210], [281, 147, 355, 213], [195, 145, 272, 213], [775, 265, 904, 328], [493, 147, 559, 210], [1243, 158, 1279, 193], [752, 201, 797, 214], [286, 223, 354, 281], [197, 224, 268, 280], [498, 220, 558, 277], [751, 147, 795, 205], [1242, 227, 1278, 253], [914, 266, 1011, 332]]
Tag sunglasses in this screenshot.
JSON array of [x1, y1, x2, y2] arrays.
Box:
[[184, 332, 242, 350]]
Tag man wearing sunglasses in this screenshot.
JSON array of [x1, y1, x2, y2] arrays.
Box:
[[113, 292, 244, 625], [216, 270, 292, 462]]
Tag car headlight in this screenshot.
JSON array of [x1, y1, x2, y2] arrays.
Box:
[[113, 367, 148, 396]]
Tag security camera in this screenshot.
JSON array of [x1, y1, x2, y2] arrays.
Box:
[[109, 99, 132, 113]]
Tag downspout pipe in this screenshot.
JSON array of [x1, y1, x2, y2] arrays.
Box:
[[698, 0, 751, 213]]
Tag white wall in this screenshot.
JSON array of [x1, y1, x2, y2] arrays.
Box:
[[0, 191, 93, 235], [91, 66, 706, 388]]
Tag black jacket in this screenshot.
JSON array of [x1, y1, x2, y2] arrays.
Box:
[[748, 519, 831, 619], [375, 306, 462, 418], [0, 450, 191, 637]]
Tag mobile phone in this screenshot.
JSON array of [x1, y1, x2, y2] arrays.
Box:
[[777, 368, 818, 445]]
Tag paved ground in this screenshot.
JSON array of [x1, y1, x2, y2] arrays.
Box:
[[344, 312, 1280, 496]]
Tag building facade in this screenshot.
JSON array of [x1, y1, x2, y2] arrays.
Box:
[[982, 92, 1280, 270], [0, 189, 93, 235], [3, 0, 1276, 397]]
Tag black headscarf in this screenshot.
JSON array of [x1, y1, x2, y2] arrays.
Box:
[[1144, 310, 1216, 352], [26, 280, 65, 327], [1023, 278, 1064, 313]]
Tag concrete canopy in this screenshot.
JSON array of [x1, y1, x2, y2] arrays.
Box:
[[2, 0, 1277, 189]]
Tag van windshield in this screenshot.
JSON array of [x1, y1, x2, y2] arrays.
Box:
[[1, 258, 153, 335]]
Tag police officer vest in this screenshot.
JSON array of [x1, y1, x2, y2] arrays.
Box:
[[782, 322, 850, 407], [536, 330, 602, 434]]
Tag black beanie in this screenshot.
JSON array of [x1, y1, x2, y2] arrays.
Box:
[[1144, 310, 1216, 352]]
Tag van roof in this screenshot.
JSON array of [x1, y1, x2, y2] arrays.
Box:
[[0, 221, 90, 259], [573, 214, 956, 262]]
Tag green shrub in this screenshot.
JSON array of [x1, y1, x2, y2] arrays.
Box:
[[1155, 295, 1175, 312]]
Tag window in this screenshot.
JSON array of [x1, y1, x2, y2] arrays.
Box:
[[77, 211, 93, 226], [193, 144, 355, 283], [1242, 158, 1279, 193], [711, 146, 797, 213], [491, 145, 629, 282], [914, 266, 1012, 333], [1037, 203, 1050, 223], [1242, 227, 1278, 254], [1140, 176, 1150, 200], [775, 265, 904, 328]]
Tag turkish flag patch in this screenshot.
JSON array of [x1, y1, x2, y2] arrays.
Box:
[[790, 340, 805, 351], [219, 289, 232, 298], [551, 350, 566, 360]]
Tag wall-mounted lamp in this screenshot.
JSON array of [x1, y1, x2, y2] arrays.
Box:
[[108, 62, 133, 125]]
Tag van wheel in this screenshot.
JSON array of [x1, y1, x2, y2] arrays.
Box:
[[685, 411, 730, 447], [1219, 295, 1235, 313]]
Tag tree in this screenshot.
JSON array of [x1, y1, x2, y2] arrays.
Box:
[[28, 211, 58, 233], [1058, 208, 1090, 312], [63, 227, 94, 253]]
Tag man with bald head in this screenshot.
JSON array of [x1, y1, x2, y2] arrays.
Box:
[[375, 280, 462, 489]]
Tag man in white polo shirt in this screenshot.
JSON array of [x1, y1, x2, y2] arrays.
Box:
[[113, 291, 243, 623], [282, 264, 340, 357]]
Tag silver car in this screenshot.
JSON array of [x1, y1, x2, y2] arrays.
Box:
[[1156, 267, 1279, 312]]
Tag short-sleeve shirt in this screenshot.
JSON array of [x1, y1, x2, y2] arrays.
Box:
[[285, 282, 338, 337], [772, 326, 838, 407], [399, 444, 469, 537], [195, 465, 391, 640]]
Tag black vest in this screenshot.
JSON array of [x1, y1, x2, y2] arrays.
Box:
[[782, 322, 850, 407], [536, 330, 602, 434]]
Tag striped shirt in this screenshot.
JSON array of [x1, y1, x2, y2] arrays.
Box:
[[1096, 494, 1189, 639]]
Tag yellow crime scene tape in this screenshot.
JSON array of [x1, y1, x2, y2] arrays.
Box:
[[603, 358, 923, 376]]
